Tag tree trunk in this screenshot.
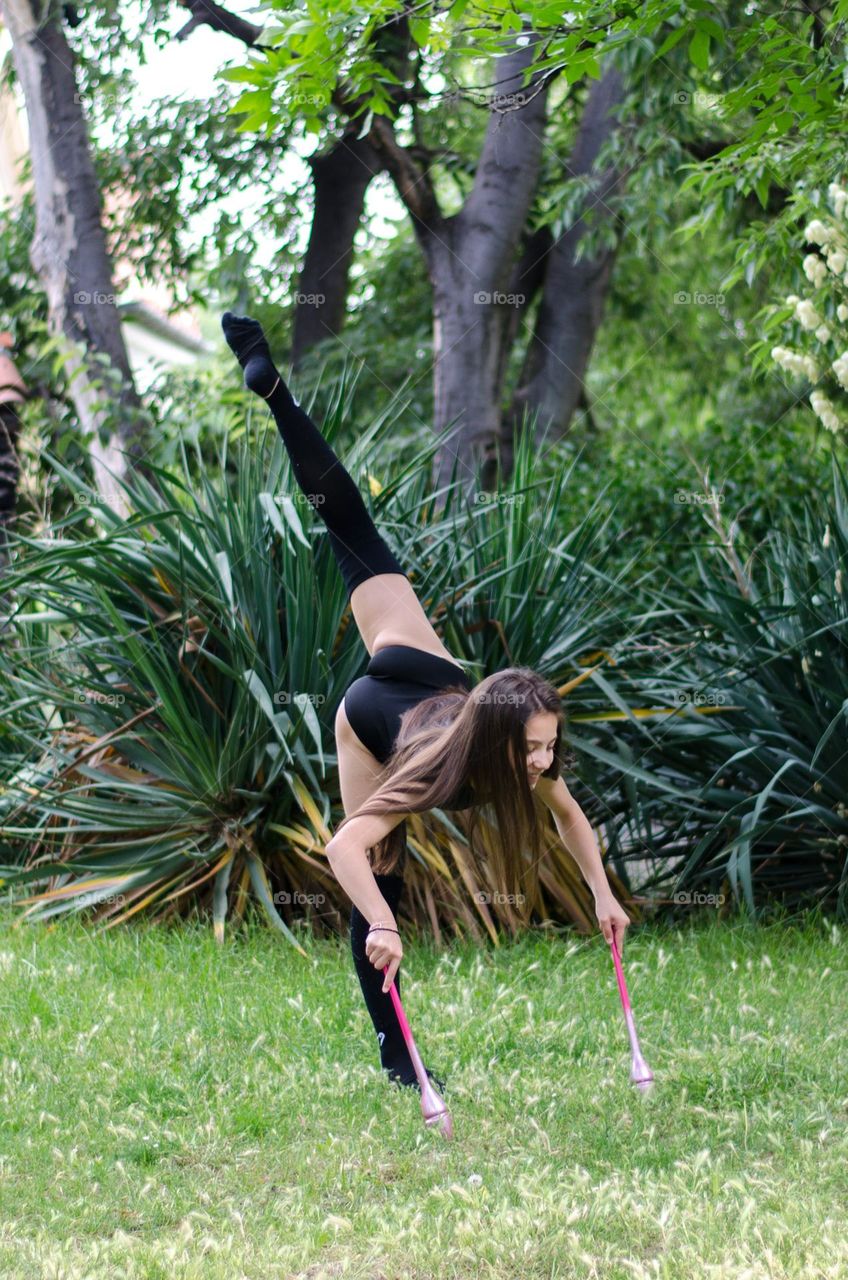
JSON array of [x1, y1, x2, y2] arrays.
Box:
[[0, 0, 147, 517], [174, 0, 385, 368], [292, 131, 384, 368], [423, 29, 553, 502], [504, 62, 628, 473]]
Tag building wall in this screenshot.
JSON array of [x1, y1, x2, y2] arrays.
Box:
[[0, 37, 28, 205]]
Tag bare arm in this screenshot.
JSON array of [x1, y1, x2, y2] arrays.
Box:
[[535, 774, 632, 949], [534, 775, 612, 897], [326, 808, 411, 990]]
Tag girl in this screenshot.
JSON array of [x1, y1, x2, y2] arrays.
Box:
[[222, 312, 630, 1094]]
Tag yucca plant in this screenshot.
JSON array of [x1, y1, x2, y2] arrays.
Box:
[[1, 371, 664, 943], [568, 455, 848, 921], [0, 430, 350, 947]]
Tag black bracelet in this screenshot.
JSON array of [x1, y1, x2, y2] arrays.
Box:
[[367, 925, 400, 936]]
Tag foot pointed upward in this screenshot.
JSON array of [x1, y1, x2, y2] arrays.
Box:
[[221, 311, 280, 397]]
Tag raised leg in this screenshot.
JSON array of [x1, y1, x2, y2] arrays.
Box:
[[221, 312, 462, 668], [350, 573, 464, 666]]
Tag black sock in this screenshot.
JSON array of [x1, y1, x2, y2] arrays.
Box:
[[221, 311, 409, 600], [349, 872, 446, 1093]]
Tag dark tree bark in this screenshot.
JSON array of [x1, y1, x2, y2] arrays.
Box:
[[505, 62, 628, 469], [175, 0, 261, 46], [0, 0, 147, 516], [363, 28, 554, 502], [176, 0, 389, 369], [293, 131, 384, 366]]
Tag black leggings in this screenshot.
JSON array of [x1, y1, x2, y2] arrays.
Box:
[[261, 379, 425, 1086], [263, 378, 410, 602]]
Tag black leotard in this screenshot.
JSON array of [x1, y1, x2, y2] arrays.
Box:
[[343, 644, 475, 809]]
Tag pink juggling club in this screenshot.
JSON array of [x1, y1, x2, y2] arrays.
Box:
[[383, 966, 453, 1139], [609, 933, 654, 1092]]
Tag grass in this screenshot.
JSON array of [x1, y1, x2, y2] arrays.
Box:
[[0, 903, 846, 1279]]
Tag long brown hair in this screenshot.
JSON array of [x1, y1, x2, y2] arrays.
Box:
[[333, 667, 575, 925]]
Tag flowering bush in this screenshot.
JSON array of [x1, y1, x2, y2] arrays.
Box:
[[769, 182, 848, 436]]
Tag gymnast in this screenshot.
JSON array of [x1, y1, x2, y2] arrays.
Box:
[[222, 312, 630, 1094]]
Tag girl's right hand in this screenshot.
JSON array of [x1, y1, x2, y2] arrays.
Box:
[[365, 925, 403, 993]]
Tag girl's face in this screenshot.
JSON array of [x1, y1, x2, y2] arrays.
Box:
[[524, 711, 559, 784]]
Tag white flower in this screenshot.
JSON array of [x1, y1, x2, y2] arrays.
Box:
[[837, 304, 848, 323], [815, 324, 832, 343], [804, 219, 834, 245], [828, 183, 848, 218], [810, 389, 841, 432], [795, 298, 822, 329], [771, 345, 818, 379], [832, 352, 848, 390], [803, 254, 828, 288], [826, 250, 847, 275], [786, 294, 800, 306]]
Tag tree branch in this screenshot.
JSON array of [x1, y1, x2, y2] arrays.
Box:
[[174, 0, 262, 46], [327, 79, 442, 229], [368, 115, 442, 229]]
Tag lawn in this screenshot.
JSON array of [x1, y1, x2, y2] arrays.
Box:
[[0, 904, 845, 1279]]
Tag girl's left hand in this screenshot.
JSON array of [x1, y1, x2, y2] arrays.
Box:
[[593, 892, 631, 953]]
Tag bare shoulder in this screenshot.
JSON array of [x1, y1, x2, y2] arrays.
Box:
[[533, 774, 577, 818]]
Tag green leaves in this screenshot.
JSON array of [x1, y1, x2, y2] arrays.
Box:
[[0, 422, 364, 939], [590, 456, 848, 921], [688, 26, 711, 72]]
